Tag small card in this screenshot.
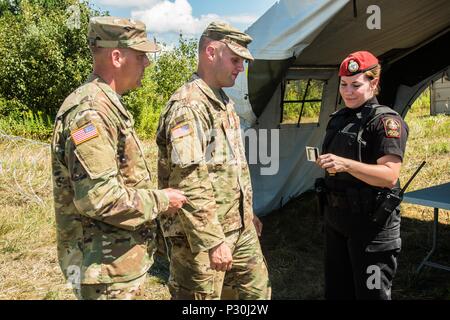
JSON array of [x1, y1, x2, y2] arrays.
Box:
[[306, 146, 319, 162]]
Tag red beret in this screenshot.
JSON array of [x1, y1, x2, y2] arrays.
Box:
[[339, 51, 379, 77]]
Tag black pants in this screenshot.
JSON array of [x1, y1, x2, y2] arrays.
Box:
[[324, 205, 400, 300]]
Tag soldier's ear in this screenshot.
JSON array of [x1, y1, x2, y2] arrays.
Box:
[[370, 77, 379, 90], [111, 49, 123, 68], [205, 44, 216, 62]]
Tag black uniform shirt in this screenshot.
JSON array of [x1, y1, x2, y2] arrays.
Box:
[[362, 111, 409, 164], [323, 98, 409, 190]]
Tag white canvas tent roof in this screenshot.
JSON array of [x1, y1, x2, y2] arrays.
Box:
[[225, 0, 450, 215]]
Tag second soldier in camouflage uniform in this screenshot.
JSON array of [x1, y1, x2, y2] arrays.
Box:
[[156, 22, 271, 300], [51, 16, 186, 300]]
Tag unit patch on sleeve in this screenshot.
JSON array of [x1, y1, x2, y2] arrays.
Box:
[[71, 122, 99, 146], [171, 123, 192, 140], [382, 117, 401, 138]]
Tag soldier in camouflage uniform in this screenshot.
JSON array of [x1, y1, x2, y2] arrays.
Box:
[[51, 16, 187, 300], [156, 22, 271, 300]]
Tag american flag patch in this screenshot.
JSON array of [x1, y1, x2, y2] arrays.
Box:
[[71, 122, 99, 146], [171, 123, 192, 140]]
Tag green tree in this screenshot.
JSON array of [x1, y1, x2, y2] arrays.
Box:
[[0, 0, 102, 117], [153, 35, 198, 102], [0, 2, 197, 140], [124, 36, 198, 138]]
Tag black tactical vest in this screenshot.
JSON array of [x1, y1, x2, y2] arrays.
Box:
[[322, 98, 399, 192]]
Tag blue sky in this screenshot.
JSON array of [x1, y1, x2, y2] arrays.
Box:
[[89, 0, 278, 46]]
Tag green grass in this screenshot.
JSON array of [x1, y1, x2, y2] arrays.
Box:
[[0, 111, 53, 142], [0, 88, 448, 299], [260, 193, 324, 299]]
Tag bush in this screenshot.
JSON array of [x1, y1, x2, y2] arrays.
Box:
[[0, 0, 101, 117], [0, 110, 53, 141], [124, 36, 198, 138], [0, 2, 197, 141], [153, 36, 198, 102], [0, 97, 29, 117]]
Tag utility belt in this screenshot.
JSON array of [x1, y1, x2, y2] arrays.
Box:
[[315, 178, 377, 213], [325, 188, 377, 213], [316, 177, 377, 208], [315, 177, 401, 227], [326, 192, 350, 208]]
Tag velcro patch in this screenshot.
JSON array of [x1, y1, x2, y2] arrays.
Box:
[[382, 117, 401, 138], [71, 122, 99, 146], [171, 123, 192, 140], [174, 114, 188, 125]]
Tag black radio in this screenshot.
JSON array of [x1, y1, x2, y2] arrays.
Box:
[[372, 161, 426, 227]]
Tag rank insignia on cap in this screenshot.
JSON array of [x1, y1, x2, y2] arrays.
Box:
[[382, 117, 401, 138], [171, 123, 192, 140], [71, 122, 99, 146], [347, 59, 359, 73]]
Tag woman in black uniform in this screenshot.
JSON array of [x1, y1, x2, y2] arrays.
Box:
[[316, 51, 408, 300]]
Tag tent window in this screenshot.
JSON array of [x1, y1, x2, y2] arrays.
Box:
[[280, 79, 324, 126]]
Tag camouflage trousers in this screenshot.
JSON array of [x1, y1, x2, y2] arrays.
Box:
[[167, 224, 271, 300], [74, 272, 147, 300]]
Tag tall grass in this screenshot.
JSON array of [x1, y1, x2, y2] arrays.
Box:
[[0, 111, 53, 141], [403, 87, 450, 190]]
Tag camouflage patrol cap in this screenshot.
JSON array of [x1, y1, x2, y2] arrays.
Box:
[[88, 16, 160, 53], [202, 21, 253, 61]]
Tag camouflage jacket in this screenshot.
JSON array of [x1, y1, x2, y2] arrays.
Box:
[[51, 74, 169, 284], [156, 74, 254, 253]]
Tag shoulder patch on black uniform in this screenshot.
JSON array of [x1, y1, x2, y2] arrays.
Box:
[[382, 117, 401, 138]]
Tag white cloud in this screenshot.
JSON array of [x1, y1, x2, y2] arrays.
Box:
[[94, 0, 259, 45], [94, 0, 259, 34], [96, 0, 160, 9], [132, 0, 221, 36]]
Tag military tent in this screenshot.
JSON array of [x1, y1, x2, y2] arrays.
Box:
[[225, 0, 450, 215]]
